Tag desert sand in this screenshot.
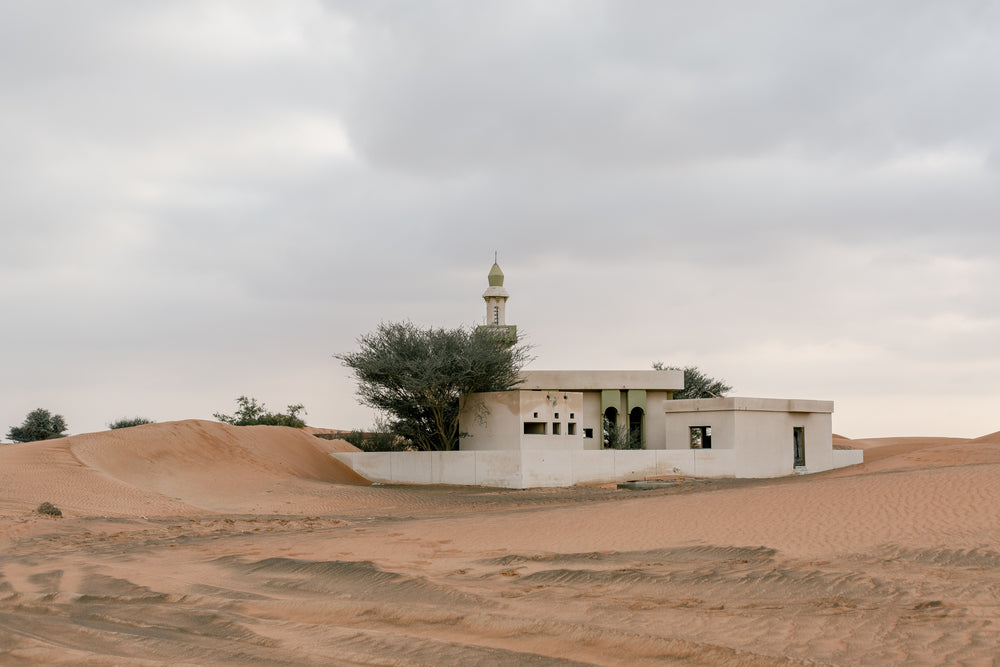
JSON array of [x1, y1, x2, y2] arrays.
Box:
[[1, 420, 998, 665]]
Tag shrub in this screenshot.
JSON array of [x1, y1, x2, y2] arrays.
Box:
[[37, 502, 62, 517], [108, 417, 155, 430], [213, 396, 306, 428], [344, 428, 406, 452], [7, 408, 68, 443], [344, 430, 366, 448]]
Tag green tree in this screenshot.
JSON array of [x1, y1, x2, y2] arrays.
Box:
[[213, 396, 306, 427], [7, 408, 68, 443], [653, 362, 733, 399], [108, 417, 155, 430], [336, 321, 532, 451]]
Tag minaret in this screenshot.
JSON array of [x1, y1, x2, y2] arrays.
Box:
[[478, 257, 517, 343]]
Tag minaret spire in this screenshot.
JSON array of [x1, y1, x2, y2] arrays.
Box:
[[478, 256, 516, 343]]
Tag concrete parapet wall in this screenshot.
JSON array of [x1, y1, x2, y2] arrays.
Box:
[[331, 448, 809, 488], [331, 447, 862, 489], [831, 449, 864, 469]]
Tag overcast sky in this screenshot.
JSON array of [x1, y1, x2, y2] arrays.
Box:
[[3, 1, 999, 440]]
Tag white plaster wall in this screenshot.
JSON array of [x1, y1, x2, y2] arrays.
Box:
[[474, 450, 523, 487], [571, 451, 617, 484], [731, 410, 834, 477], [581, 391, 603, 449], [663, 410, 737, 450], [332, 445, 851, 489], [434, 451, 477, 485], [832, 449, 864, 468], [520, 450, 574, 487], [644, 391, 669, 450], [613, 450, 658, 480], [517, 390, 584, 450], [520, 370, 684, 391], [459, 391, 521, 451]]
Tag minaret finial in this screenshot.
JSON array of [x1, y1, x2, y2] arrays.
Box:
[[494, 250, 498, 264]]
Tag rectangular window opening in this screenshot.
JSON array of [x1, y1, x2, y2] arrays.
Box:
[[552, 422, 562, 435], [569, 413, 575, 419], [554, 412, 559, 419], [793, 426, 806, 467], [583, 428, 594, 439], [524, 422, 546, 435], [567, 423, 577, 435], [690, 426, 712, 449]]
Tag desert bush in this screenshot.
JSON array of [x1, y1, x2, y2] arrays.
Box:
[[108, 417, 155, 430], [37, 501, 62, 517], [344, 430, 366, 448], [214, 396, 306, 428], [344, 428, 406, 452], [602, 418, 643, 450], [7, 408, 68, 443]]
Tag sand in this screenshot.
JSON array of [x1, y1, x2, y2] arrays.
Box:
[[2, 421, 999, 665]]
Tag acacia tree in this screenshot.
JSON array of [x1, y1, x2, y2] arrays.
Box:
[[653, 362, 733, 399], [337, 322, 531, 451], [7, 408, 68, 443]]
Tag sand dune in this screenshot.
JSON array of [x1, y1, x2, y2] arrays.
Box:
[[0, 420, 366, 516], [2, 423, 999, 664]]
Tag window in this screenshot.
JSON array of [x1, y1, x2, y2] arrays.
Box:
[[524, 422, 545, 435], [793, 427, 806, 467], [568, 423, 577, 435], [569, 413, 575, 419], [583, 428, 594, 439], [690, 426, 712, 449], [533, 412, 538, 418], [552, 422, 561, 435], [493, 306, 499, 324], [554, 412, 559, 419]]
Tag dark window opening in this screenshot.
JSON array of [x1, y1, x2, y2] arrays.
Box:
[[552, 422, 561, 435], [793, 427, 806, 467], [533, 412, 538, 418], [569, 413, 575, 419], [629, 407, 644, 448], [583, 428, 594, 439], [603, 407, 619, 447], [567, 423, 577, 435], [524, 422, 545, 435], [690, 426, 712, 449], [554, 412, 559, 419]]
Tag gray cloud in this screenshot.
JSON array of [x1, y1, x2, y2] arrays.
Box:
[[2, 1, 999, 439]]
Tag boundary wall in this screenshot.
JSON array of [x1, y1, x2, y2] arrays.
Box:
[[331, 448, 863, 489]]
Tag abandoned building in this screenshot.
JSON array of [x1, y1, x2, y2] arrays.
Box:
[[330, 262, 863, 487]]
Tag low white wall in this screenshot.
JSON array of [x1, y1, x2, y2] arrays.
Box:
[[331, 446, 861, 489], [831, 449, 864, 469]]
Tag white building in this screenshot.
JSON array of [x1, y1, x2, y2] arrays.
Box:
[[331, 262, 862, 487]]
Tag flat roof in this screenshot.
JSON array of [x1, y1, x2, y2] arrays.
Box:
[[663, 397, 834, 414], [519, 370, 684, 391]]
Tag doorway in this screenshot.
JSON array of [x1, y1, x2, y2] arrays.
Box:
[[793, 427, 806, 467]]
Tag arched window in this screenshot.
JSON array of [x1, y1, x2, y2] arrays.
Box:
[[629, 407, 644, 449]]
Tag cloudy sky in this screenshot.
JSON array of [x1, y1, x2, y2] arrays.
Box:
[[3, 1, 998, 440]]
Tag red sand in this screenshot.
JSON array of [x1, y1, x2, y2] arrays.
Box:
[[2, 421, 998, 665]]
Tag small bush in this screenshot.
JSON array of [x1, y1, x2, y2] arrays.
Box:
[[7, 408, 68, 443], [344, 428, 406, 452], [213, 396, 306, 428], [344, 430, 366, 448], [37, 502, 62, 517], [108, 417, 155, 430]]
